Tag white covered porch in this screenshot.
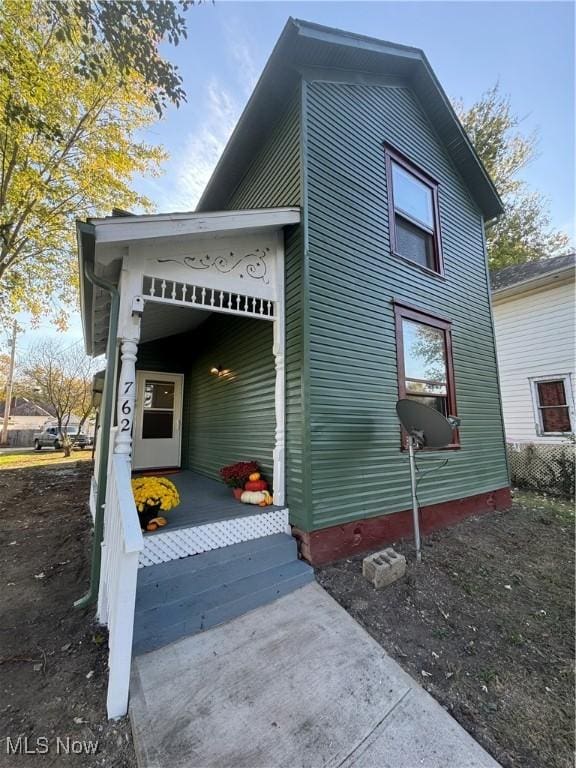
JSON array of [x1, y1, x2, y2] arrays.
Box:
[[78, 207, 300, 718], [92, 207, 298, 501]]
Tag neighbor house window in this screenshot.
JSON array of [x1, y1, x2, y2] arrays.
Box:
[[384, 144, 443, 274], [395, 303, 458, 447], [530, 376, 574, 435]]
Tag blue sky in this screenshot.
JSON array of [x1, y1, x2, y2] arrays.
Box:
[[13, 0, 575, 352]]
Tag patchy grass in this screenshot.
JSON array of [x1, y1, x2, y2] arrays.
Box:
[[513, 488, 575, 525], [0, 450, 93, 470], [317, 492, 575, 768]]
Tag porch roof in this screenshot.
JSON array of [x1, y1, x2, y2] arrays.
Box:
[[77, 207, 300, 356]]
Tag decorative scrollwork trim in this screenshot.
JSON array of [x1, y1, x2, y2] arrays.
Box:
[[158, 247, 270, 284]]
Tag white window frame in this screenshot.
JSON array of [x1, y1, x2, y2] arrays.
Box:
[[529, 374, 575, 436]]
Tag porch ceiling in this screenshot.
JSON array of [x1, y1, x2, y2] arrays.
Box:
[[140, 302, 209, 345]]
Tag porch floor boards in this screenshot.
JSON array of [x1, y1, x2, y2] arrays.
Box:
[[133, 469, 284, 533]]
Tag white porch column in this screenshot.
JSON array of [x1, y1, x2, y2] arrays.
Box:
[[272, 232, 286, 507], [114, 338, 139, 458], [272, 323, 285, 506], [114, 264, 142, 460]]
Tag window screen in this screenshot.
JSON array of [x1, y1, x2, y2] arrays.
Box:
[[396, 218, 434, 269]]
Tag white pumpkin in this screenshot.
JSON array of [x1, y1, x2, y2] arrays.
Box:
[[240, 490, 267, 505]]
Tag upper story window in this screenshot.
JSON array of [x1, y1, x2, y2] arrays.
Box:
[[395, 303, 459, 448], [530, 376, 574, 435], [384, 145, 443, 275]]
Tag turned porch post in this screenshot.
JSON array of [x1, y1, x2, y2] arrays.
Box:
[[272, 233, 286, 507], [114, 264, 142, 460], [114, 338, 139, 458], [273, 321, 285, 506]]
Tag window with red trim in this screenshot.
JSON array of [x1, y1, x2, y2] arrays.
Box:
[[395, 304, 459, 447], [385, 145, 443, 275], [532, 378, 573, 434]]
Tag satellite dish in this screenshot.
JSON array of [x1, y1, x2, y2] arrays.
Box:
[[395, 399, 460, 562], [396, 399, 454, 449]]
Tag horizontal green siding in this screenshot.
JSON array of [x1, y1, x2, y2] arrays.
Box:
[[136, 336, 188, 374], [227, 92, 301, 210], [137, 319, 275, 483], [284, 225, 307, 528], [304, 79, 508, 530], [223, 88, 308, 528], [183, 314, 275, 483]]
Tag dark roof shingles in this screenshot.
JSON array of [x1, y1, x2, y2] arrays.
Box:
[[490, 252, 575, 291]]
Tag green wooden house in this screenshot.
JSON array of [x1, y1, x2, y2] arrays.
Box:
[[77, 20, 510, 717]]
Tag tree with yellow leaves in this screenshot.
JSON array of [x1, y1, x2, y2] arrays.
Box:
[[0, 0, 186, 327]]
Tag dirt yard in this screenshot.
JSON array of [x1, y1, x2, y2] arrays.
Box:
[[1, 455, 573, 768], [0, 456, 136, 767], [317, 492, 575, 768]]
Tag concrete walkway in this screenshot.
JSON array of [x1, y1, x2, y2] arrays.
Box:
[[130, 583, 499, 768]]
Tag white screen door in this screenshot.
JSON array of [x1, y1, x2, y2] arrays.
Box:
[[133, 371, 183, 470]]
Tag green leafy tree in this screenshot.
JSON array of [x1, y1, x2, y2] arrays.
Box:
[[49, 1, 194, 117], [0, 0, 183, 327], [454, 84, 570, 270]]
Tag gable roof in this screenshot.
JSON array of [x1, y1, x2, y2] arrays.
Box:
[[490, 252, 575, 295], [197, 18, 504, 220], [0, 397, 53, 418]]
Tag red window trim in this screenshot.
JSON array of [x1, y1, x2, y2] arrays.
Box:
[[384, 143, 444, 276], [535, 379, 572, 434], [394, 302, 460, 450]]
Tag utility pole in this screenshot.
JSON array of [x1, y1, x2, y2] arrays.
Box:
[[1, 321, 18, 446]]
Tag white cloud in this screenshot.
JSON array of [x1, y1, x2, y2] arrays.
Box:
[[151, 21, 263, 214], [155, 78, 241, 212], [227, 33, 261, 96]]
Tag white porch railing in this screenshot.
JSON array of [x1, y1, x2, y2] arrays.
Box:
[[89, 476, 97, 522], [98, 453, 143, 719], [142, 275, 275, 320], [93, 424, 102, 481]]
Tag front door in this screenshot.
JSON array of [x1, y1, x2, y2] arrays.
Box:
[[133, 372, 183, 470]]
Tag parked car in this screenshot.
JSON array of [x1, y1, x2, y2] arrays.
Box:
[[33, 425, 91, 451]]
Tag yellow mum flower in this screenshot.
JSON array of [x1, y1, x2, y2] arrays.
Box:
[[131, 475, 180, 513]]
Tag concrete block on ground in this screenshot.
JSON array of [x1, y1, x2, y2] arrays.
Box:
[[363, 547, 406, 588]]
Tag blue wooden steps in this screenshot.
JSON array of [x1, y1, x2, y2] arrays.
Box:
[[132, 534, 314, 655]]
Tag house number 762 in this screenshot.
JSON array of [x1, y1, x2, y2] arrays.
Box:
[[120, 379, 135, 432]]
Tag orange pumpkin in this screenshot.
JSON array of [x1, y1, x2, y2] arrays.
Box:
[[248, 472, 261, 482], [245, 479, 267, 492]]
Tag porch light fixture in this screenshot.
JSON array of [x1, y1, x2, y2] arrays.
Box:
[[210, 365, 231, 378]]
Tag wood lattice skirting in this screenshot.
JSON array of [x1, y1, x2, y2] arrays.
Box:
[[138, 508, 290, 567]]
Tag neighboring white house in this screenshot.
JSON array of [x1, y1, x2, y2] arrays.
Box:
[[491, 253, 575, 445]]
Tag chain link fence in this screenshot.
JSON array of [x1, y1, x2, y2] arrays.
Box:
[[507, 440, 575, 499]]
